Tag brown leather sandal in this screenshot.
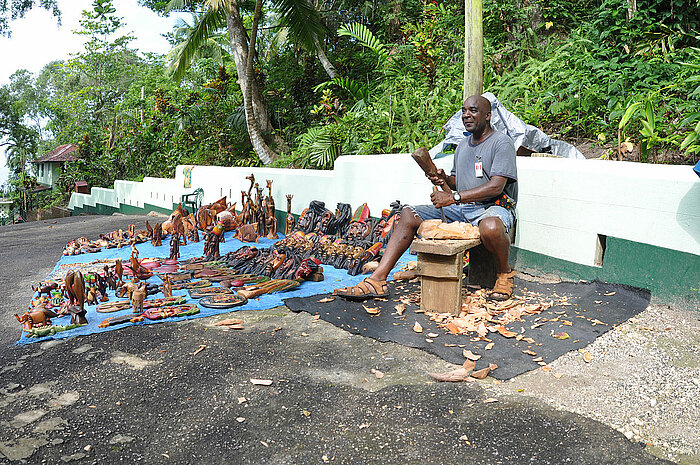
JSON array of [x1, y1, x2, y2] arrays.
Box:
[[490, 269, 516, 301], [334, 277, 389, 301]]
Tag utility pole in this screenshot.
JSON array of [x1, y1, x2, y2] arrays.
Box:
[[464, 0, 484, 100]]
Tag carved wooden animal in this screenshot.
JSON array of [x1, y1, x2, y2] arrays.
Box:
[[131, 283, 147, 314], [15, 307, 56, 331], [86, 286, 98, 305], [32, 282, 58, 298]]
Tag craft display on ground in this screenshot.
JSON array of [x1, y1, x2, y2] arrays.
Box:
[[19, 174, 410, 344]]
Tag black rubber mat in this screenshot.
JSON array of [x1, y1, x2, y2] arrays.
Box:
[[285, 278, 651, 380]]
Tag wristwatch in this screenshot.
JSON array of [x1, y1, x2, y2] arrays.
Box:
[[452, 191, 461, 204]]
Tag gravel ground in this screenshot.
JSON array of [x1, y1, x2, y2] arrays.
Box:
[[484, 274, 700, 465]]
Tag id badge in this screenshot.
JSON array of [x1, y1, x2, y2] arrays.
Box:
[[475, 160, 483, 178]]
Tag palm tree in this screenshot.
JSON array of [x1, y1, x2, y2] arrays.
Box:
[[166, 13, 230, 69], [166, 0, 328, 165]]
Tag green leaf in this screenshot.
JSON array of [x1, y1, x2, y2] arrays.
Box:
[[645, 100, 655, 128], [338, 23, 387, 62], [640, 119, 655, 137], [168, 9, 226, 82], [619, 101, 643, 130], [272, 0, 326, 52], [680, 132, 698, 150]]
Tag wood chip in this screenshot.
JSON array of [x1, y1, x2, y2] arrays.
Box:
[[428, 367, 474, 382], [522, 350, 537, 356], [583, 351, 593, 363], [497, 326, 517, 338], [237, 397, 247, 404], [413, 321, 423, 333], [370, 368, 384, 379], [482, 397, 498, 403], [485, 342, 494, 350], [192, 344, 207, 355], [318, 297, 335, 303], [250, 378, 273, 386], [427, 332, 439, 338], [462, 359, 476, 372], [363, 305, 380, 315], [470, 366, 491, 379], [394, 303, 405, 315], [214, 318, 243, 326], [463, 350, 481, 361]]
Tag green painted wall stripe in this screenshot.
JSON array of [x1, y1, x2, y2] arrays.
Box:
[[512, 236, 700, 311]]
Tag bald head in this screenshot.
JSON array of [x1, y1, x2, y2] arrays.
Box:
[[461, 95, 493, 138], [463, 95, 491, 113]]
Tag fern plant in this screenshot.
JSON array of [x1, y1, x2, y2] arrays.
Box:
[[297, 125, 342, 169]]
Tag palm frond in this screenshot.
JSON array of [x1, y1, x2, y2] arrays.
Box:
[[314, 77, 369, 102], [271, 0, 325, 51], [338, 22, 387, 61], [297, 126, 341, 169], [169, 8, 227, 82]]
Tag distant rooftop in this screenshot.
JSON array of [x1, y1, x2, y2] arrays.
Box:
[[30, 144, 79, 163]]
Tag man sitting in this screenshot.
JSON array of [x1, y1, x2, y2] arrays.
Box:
[[335, 94, 518, 301]]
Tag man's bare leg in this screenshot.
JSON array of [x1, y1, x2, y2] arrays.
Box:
[[478, 217, 511, 273], [368, 206, 423, 282], [478, 217, 513, 299]]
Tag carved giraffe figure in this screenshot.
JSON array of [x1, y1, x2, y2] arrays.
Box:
[[285, 194, 296, 235]]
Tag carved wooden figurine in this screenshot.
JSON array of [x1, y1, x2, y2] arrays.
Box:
[[162, 274, 173, 298], [131, 282, 146, 314], [170, 233, 181, 260], [151, 222, 163, 246], [265, 203, 278, 240], [285, 194, 296, 235], [64, 270, 87, 325]]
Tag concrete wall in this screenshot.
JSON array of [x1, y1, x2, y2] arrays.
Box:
[[70, 155, 699, 265]]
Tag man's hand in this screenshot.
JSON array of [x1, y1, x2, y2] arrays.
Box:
[[430, 190, 453, 208], [427, 168, 447, 186]]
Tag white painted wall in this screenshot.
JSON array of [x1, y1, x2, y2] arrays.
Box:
[[69, 155, 700, 267]]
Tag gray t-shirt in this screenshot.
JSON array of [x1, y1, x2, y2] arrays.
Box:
[[451, 130, 518, 206]]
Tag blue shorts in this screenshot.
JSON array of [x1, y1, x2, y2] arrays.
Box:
[[409, 203, 515, 233]]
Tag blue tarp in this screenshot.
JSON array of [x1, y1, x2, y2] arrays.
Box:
[[17, 231, 412, 345]]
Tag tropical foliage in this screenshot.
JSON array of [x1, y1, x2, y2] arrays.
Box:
[[0, 0, 699, 209]]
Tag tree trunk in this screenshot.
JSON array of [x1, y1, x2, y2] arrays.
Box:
[[243, 0, 277, 165], [464, 0, 483, 100], [314, 37, 337, 79], [627, 0, 637, 21], [225, 3, 274, 135]]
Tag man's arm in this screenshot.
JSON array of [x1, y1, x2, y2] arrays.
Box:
[[430, 176, 508, 208], [427, 169, 456, 190]]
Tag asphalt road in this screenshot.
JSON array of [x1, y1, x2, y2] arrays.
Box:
[[0, 215, 673, 464]]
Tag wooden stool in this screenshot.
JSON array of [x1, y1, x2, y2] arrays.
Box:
[[410, 238, 481, 315]]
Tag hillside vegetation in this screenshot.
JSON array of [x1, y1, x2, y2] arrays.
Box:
[[1, 0, 699, 207]]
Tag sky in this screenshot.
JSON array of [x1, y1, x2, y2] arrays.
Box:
[[0, 0, 187, 188]]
